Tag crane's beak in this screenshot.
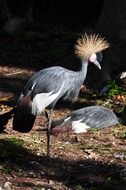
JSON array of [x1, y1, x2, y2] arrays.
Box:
[[93, 60, 101, 70]]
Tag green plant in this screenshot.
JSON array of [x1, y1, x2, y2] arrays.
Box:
[[0, 138, 24, 161], [120, 131, 126, 139], [108, 80, 126, 97]]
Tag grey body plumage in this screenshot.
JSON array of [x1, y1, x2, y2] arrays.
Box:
[[24, 65, 86, 107]]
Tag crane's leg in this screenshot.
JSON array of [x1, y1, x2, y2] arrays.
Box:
[[46, 109, 53, 157]]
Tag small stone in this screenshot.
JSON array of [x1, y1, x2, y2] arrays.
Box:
[[0, 187, 4, 190], [29, 171, 36, 177], [49, 180, 55, 185], [4, 181, 12, 189], [40, 170, 46, 176], [112, 141, 116, 145], [30, 161, 40, 166]]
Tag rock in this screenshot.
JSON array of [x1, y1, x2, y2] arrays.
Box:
[[4, 181, 12, 190], [0, 187, 4, 190]]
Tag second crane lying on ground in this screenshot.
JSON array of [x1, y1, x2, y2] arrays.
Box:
[[50, 105, 120, 135], [13, 33, 109, 156]]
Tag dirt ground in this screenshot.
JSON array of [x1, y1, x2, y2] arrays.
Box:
[[0, 27, 126, 190]]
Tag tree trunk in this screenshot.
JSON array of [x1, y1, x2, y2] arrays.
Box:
[[96, 0, 126, 84]]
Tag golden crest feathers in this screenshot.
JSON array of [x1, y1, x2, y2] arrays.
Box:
[[75, 33, 109, 60]]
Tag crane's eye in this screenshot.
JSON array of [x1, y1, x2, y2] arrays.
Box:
[[96, 52, 103, 62]]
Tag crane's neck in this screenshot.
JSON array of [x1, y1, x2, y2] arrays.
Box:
[[79, 60, 88, 82]]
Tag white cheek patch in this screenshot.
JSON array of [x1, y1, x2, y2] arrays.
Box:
[[32, 83, 64, 115], [89, 53, 96, 63], [72, 120, 90, 133]]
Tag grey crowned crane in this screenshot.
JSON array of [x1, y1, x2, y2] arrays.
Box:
[[50, 106, 120, 135], [13, 33, 109, 156]]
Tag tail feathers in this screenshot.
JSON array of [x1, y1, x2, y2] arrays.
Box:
[[13, 94, 36, 133]]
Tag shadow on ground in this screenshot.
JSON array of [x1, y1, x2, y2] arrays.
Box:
[[0, 138, 125, 190], [0, 138, 126, 190]]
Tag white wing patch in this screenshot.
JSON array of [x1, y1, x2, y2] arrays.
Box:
[[72, 120, 90, 133], [32, 83, 64, 115]]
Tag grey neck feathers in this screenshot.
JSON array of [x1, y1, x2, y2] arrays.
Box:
[[79, 60, 88, 82]]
